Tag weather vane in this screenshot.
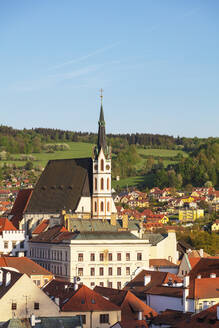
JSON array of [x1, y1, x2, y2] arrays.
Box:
[[100, 88, 104, 105]]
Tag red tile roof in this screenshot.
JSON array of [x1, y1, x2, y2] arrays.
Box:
[[62, 284, 121, 312], [175, 303, 219, 327], [10, 189, 33, 229], [149, 259, 178, 268], [151, 309, 192, 327], [32, 219, 50, 234], [94, 286, 157, 323], [0, 256, 53, 277], [0, 218, 17, 232], [188, 257, 201, 269], [192, 277, 219, 299], [43, 279, 120, 312]]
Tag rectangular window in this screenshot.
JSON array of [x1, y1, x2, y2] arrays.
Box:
[[90, 268, 95, 276], [126, 267, 130, 276], [126, 253, 130, 261], [20, 241, 24, 249], [117, 253, 121, 261], [12, 241, 17, 248], [117, 282, 121, 289], [78, 253, 83, 262], [99, 267, 104, 276], [100, 314, 109, 324], [108, 267, 113, 276], [78, 268, 83, 276], [90, 282, 95, 287], [100, 253, 104, 261], [4, 241, 8, 249], [90, 253, 95, 261], [108, 282, 112, 288], [137, 253, 142, 261], [80, 315, 86, 324], [108, 253, 112, 261], [11, 303, 17, 310], [99, 282, 104, 287], [34, 302, 39, 310], [117, 267, 121, 276]]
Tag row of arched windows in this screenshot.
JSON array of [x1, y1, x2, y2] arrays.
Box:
[[94, 201, 110, 212], [94, 177, 110, 191]]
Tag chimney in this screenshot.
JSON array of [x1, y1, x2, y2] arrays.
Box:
[[31, 314, 41, 327], [6, 272, 11, 287], [217, 306, 219, 321], [183, 276, 189, 313], [138, 311, 143, 320], [210, 273, 216, 278], [122, 214, 128, 229], [197, 274, 201, 279], [144, 275, 151, 286], [0, 270, 3, 286], [111, 213, 117, 226], [199, 249, 204, 257], [73, 277, 78, 291]]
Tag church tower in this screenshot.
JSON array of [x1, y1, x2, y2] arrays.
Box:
[[92, 90, 117, 220]]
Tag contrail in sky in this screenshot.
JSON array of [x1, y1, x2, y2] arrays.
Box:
[[49, 42, 120, 70]]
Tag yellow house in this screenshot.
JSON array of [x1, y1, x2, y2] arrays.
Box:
[[179, 209, 204, 221], [211, 219, 219, 232], [181, 197, 194, 204]]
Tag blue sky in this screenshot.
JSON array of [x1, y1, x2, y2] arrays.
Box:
[[0, 0, 218, 137]]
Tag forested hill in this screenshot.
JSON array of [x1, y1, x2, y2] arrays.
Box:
[[0, 125, 218, 154]]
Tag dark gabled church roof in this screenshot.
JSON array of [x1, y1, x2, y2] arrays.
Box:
[[25, 158, 93, 214]]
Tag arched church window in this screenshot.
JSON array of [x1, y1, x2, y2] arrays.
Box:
[[101, 159, 104, 171], [101, 201, 104, 212], [107, 178, 110, 190], [101, 178, 104, 190], [107, 201, 110, 212], [95, 201, 97, 212], [95, 178, 97, 191]]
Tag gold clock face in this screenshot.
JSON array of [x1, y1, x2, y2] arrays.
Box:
[[94, 164, 98, 170], [106, 164, 110, 170]]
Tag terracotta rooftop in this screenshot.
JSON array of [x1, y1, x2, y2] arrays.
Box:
[[32, 219, 50, 234], [151, 309, 192, 327], [123, 270, 182, 299], [149, 259, 178, 268], [175, 303, 219, 328], [0, 218, 17, 233], [0, 256, 53, 277], [43, 279, 120, 312], [10, 189, 33, 229], [94, 286, 157, 322]]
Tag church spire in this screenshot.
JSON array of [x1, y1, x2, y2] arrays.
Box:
[[97, 89, 106, 153]]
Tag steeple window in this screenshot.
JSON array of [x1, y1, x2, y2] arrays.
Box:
[[107, 178, 109, 190], [94, 178, 97, 191], [94, 201, 97, 212], [101, 178, 104, 190], [101, 201, 104, 212], [101, 159, 104, 171], [107, 201, 110, 212]]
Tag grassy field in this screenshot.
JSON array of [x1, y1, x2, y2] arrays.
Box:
[[135, 147, 188, 170], [1, 142, 94, 168], [112, 175, 154, 190]]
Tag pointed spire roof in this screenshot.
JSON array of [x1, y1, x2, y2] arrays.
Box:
[[97, 90, 106, 153]]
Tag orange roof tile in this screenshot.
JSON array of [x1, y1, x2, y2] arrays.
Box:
[[0, 218, 17, 232], [0, 256, 53, 277], [32, 219, 50, 234]]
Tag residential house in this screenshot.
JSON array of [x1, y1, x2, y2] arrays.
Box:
[[2, 317, 83, 328], [178, 209, 204, 222], [0, 268, 60, 322], [94, 286, 157, 328], [211, 220, 219, 232], [0, 256, 53, 287], [178, 249, 211, 277], [43, 278, 121, 328]]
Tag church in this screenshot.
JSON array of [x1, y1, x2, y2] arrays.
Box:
[[22, 96, 117, 233]]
